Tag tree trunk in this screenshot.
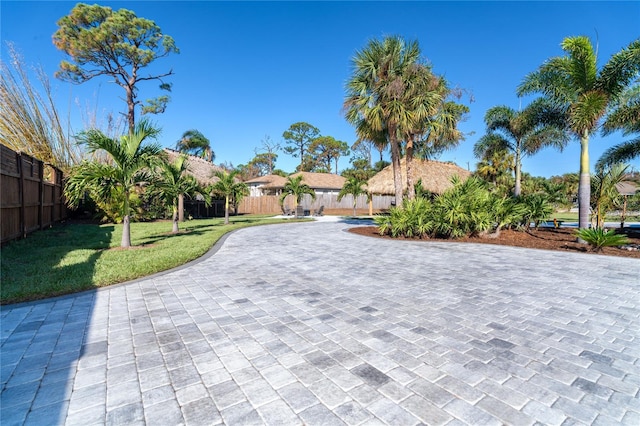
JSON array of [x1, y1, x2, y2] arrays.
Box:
[[578, 131, 590, 239], [172, 202, 179, 233], [389, 125, 403, 207], [121, 189, 131, 247], [514, 146, 522, 197], [178, 193, 184, 221], [126, 84, 135, 135], [369, 198, 373, 216], [353, 200, 357, 217], [224, 195, 230, 225], [406, 135, 415, 200]]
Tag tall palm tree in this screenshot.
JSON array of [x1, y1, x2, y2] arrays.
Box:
[[338, 176, 367, 217], [147, 155, 209, 233], [176, 129, 214, 162], [344, 36, 422, 206], [64, 119, 162, 247], [597, 86, 640, 169], [210, 170, 248, 225], [517, 36, 640, 230], [279, 175, 316, 212], [473, 99, 569, 196]]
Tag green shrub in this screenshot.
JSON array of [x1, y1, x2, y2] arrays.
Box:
[[520, 194, 553, 229], [575, 228, 630, 251]]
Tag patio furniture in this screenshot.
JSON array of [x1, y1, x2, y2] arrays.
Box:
[[295, 205, 304, 218], [314, 206, 324, 216]]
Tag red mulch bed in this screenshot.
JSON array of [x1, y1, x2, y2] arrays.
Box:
[[348, 226, 640, 259]]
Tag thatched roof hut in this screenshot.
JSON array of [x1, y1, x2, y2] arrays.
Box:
[[367, 158, 472, 195], [163, 148, 226, 185], [616, 181, 638, 196]]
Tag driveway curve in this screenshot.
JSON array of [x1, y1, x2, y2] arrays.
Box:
[[1, 220, 639, 425]]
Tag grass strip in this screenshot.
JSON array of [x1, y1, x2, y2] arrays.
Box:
[[1, 215, 296, 305]]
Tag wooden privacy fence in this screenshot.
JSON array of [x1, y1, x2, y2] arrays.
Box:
[[1, 144, 67, 244], [238, 194, 395, 215]]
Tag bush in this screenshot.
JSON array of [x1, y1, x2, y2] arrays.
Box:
[[575, 228, 630, 252], [520, 194, 554, 229]]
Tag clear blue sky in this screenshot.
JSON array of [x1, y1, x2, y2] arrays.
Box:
[[2, 1, 639, 177]]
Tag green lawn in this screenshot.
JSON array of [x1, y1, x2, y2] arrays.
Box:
[[549, 212, 640, 222], [1, 215, 297, 305]]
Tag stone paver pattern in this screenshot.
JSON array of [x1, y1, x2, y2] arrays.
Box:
[[1, 219, 639, 425]]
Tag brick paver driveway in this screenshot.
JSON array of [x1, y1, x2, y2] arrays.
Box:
[[2, 220, 639, 425]]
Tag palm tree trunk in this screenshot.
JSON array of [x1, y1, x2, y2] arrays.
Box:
[[514, 147, 522, 197], [178, 193, 184, 222], [172, 201, 179, 233], [389, 125, 403, 206], [406, 135, 415, 200], [224, 196, 230, 225], [121, 189, 131, 247], [353, 200, 357, 217], [578, 131, 590, 234]]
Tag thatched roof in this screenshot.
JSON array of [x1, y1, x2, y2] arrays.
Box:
[[263, 172, 346, 190], [163, 148, 225, 185], [616, 181, 638, 196], [367, 158, 472, 195]]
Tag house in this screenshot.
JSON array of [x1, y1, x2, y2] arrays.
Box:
[[245, 172, 346, 196], [245, 174, 287, 196]]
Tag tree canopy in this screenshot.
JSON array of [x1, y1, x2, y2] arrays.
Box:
[[53, 3, 179, 133]]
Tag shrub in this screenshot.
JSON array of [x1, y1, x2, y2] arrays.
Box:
[[520, 194, 553, 229], [575, 228, 630, 252]]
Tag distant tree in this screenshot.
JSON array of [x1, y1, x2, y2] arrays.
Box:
[[256, 135, 280, 175], [473, 100, 568, 197], [53, 3, 179, 133], [147, 155, 209, 233], [309, 136, 350, 174], [338, 176, 367, 216], [248, 152, 278, 177], [210, 170, 248, 225], [279, 175, 316, 211], [282, 122, 320, 171], [64, 119, 163, 247], [342, 158, 376, 182], [176, 130, 214, 162], [475, 149, 514, 195], [517, 36, 640, 231]]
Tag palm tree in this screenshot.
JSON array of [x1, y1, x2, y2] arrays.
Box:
[[176, 129, 214, 162], [591, 163, 629, 229], [64, 119, 162, 247], [597, 86, 640, 169], [210, 170, 248, 225], [147, 155, 209, 233], [517, 36, 640, 230], [338, 176, 367, 216], [279, 175, 316, 213], [475, 149, 515, 194], [344, 36, 423, 206], [474, 100, 569, 196]]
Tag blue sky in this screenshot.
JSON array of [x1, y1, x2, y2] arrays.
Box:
[[2, 1, 639, 177]]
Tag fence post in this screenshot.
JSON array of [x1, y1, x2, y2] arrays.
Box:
[[17, 152, 26, 238], [39, 160, 45, 230]]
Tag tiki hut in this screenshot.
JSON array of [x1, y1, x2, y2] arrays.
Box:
[[367, 158, 472, 196], [163, 148, 226, 185]]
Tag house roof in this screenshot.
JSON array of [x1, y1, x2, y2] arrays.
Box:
[[366, 158, 472, 195], [262, 172, 346, 190], [245, 174, 288, 186], [163, 148, 225, 185]]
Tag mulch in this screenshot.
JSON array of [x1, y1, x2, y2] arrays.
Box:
[[348, 226, 640, 259]]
